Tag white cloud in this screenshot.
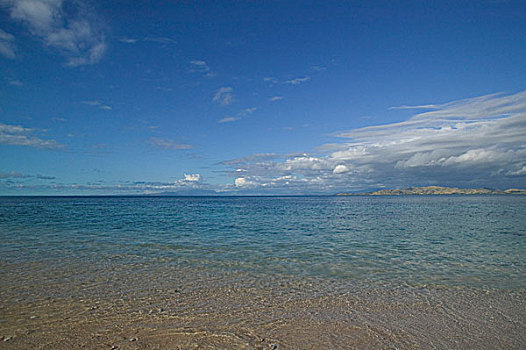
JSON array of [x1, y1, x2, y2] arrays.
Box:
[[221, 91, 526, 192], [183, 173, 201, 182], [217, 107, 256, 123], [264, 76, 311, 87], [213, 86, 235, 105], [270, 96, 283, 101], [243, 107, 257, 114], [507, 165, 526, 176], [234, 177, 255, 187], [333, 165, 350, 174], [285, 76, 311, 85], [81, 100, 112, 110], [4, 0, 106, 66], [218, 116, 240, 123], [148, 137, 193, 150], [0, 28, 17, 58], [190, 60, 209, 72], [0, 122, 64, 149], [263, 77, 278, 84], [190, 60, 215, 77]]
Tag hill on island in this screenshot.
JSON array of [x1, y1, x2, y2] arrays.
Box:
[[337, 186, 526, 196]]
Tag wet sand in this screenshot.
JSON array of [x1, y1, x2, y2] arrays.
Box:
[[1, 262, 525, 349]]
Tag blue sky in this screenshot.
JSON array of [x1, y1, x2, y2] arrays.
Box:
[[1, 0, 525, 194]]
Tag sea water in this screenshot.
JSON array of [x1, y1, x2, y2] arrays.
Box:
[[1, 195, 525, 290], [1, 195, 525, 349]]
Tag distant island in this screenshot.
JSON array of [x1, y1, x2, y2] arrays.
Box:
[[337, 186, 526, 196]]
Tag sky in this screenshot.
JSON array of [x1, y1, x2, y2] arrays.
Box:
[[0, 0, 525, 195]]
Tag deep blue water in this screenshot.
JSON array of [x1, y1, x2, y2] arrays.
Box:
[[1, 195, 525, 289]]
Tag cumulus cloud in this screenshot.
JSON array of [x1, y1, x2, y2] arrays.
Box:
[[213, 86, 235, 105], [234, 177, 255, 187], [0, 122, 64, 149], [0, 29, 17, 58], [269, 96, 283, 101], [183, 173, 201, 182], [148, 137, 193, 150], [222, 91, 526, 193], [3, 0, 106, 66], [333, 165, 350, 174]]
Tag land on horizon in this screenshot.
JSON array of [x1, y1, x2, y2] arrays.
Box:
[[337, 186, 526, 196]]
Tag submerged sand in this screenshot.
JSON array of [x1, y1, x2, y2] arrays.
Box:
[[1, 262, 525, 349]]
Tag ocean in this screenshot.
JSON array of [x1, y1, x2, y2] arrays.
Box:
[[1, 195, 525, 349]]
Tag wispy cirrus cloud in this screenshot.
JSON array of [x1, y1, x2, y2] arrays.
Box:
[[148, 137, 193, 150], [264, 76, 311, 86], [119, 37, 137, 44], [3, 0, 106, 66], [0, 122, 64, 149], [222, 91, 526, 193], [119, 36, 176, 47], [217, 107, 256, 123], [213, 86, 235, 106], [263, 77, 279, 84], [218, 116, 240, 124], [81, 100, 112, 110], [190, 60, 209, 72], [284, 76, 311, 85], [0, 29, 17, 59], [190, 60, 215, 77]]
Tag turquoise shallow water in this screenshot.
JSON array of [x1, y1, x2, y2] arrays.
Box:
[[1, 195, 525, 290]]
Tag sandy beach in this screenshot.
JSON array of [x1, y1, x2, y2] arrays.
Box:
[[1, 262, 524, 350]]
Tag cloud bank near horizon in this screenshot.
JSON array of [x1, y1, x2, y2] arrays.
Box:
[[227, 91, 526, 193], [2, 91, 525, 194]]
